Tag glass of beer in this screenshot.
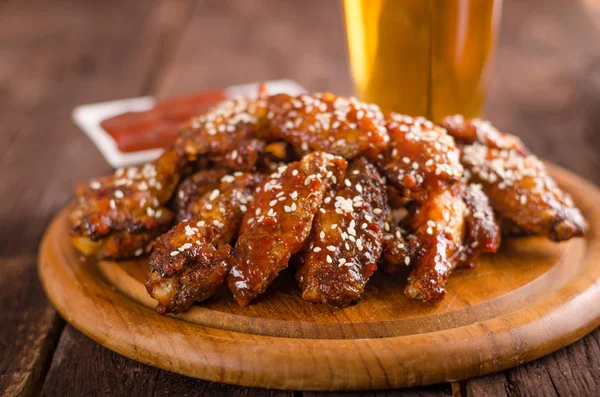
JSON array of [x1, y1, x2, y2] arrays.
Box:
[[343, 0, 502, 122]]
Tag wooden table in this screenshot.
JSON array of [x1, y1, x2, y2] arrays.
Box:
[[2, 0, 599, 395]]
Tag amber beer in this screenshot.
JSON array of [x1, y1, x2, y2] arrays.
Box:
[[343, 0, 502, 121]]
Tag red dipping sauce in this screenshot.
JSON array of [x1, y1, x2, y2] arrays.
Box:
[[100, 90, 227, 152]]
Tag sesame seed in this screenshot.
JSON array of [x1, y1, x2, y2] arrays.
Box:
[[344, 179, 352, 187], [320, 231, 325, 239], [170, 251, 179, 257], [326, 255, 333, 263], [314, 247, 322, 252], [520, 195, 528, 205], [209, 189, 220, 201], [221, 175, 235, 183], [90, 181, 101, 190], [109, 199, 116, 210], [326, 246, 336, 252], [405, 257, 410, 265], [373, 208, 382, 214]]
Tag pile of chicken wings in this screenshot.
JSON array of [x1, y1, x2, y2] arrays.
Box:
[[69, 89, 587, 314]]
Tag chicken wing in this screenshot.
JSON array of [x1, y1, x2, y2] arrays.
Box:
[[459, 183, 501, 267], [176, 96, 268, 171], [146, 172, 262, 314], [263, 93, 389, 159], [228, 151, 347, 306], [461, 142, 587, 241], [404, 186, 467, 302], [403, 182, 501, 301], [296, 158, 387, 307], [371, 113, 463, 201], [69, 148, 184, 259]]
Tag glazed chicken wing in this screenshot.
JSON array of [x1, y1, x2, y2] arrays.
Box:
[[403, 182, 500, 302], [228, 151, 347, 306], [371, 113, 463, 200], [296, 158, 387, 307], [460, 183, 501, 267], [69, 148, 185, 259], [461, 141, 586, 241], [263, 93, 389, 159], [442, 116, 586, 241], [147, 172, 262, 314], [404, 186, 467, 302], [176, 96, 268, 171]]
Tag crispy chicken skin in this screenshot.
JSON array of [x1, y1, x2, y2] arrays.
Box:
[[370, 113, 463, 200], [296, 158, 387, 307], [263, 93, 389, 159], [147, 172, 262, 314], [404, 186, 468, 302], [69, 148, 185, 259], [228, 152, 347, 306], [461, 142, 586, 242], [174, 169, 228, 222], [176, 96, 268, 171]]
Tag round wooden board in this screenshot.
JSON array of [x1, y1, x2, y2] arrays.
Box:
[[38, 163, 600, 391]]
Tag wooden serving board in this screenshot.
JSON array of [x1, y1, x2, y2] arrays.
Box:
[[38, 164, 600, 391]]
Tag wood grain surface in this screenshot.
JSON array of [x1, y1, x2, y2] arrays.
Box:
[[1, 0, 600, 395]]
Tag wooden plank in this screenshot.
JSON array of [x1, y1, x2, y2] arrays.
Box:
[[41, 327, 292, 397], [0, 0, 194, 395], [304, 385, 453, 397]]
